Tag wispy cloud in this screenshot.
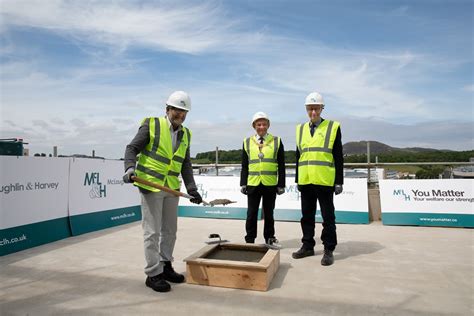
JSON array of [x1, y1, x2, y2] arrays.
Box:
[[0, 0, 261, 54], [1, 1, 472, 158]]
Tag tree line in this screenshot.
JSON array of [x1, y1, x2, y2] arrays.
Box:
[[193, 149, 474, 164]]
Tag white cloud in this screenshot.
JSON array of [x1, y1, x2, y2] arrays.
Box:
[[1, 1, 472, 158], [464, 84, 474, 92], [0, 0, 260, 54]]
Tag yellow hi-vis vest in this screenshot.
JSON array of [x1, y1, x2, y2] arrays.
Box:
[[296, 120, 340, 187], [134, 116, 191, 191], [244, 134, 280, 186]]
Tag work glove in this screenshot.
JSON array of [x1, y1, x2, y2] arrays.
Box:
[[188, 190, 203, 204], [334, 184, 343, 195], [240, 185, 248, 195], [276, 187, 285, 195], [123, 167, 136, 183]]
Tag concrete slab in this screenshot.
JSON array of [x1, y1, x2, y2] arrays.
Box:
[[1, 218, 473, 315]]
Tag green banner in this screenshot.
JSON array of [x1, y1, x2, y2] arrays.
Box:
[[274, 209, 369, 224], [179, 206, 262, 219], [1, 217, 71, 256], [69, 206, 141, 236], [382, 212, 473, 227]]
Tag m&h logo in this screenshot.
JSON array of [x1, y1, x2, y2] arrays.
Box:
[[393, 189, 410, 201], [84, 172, 107, 198]]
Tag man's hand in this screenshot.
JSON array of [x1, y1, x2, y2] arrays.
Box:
[[240, 185, 248, 195], [334, 184, 343, 195], [188, 190, 203, 204], [276, 187, 285, 195], [297, 184, 302, 192], [123, 167, 136, 183]]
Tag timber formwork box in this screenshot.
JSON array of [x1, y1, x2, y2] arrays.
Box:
[[184, 243, 280, 291]]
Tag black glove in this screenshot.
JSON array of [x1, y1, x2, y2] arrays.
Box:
[[123, 167, 136, 183], [240, 185, 248, 195], [334, 184, 343, 195], [297, 184, 302, 192], [276, 187, 285, 195], [188, 190, 203, 204]]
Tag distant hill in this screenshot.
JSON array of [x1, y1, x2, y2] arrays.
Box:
[[343, 141, 447, 155]]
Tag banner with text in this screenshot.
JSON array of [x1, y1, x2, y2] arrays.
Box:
[[179, 176, 250, 219], [379, 179, 473, 227], [68, 158, 141, 235], [179, 176, 369, 224], [273, 178, 369, 223], [0, 156, 71, 256]]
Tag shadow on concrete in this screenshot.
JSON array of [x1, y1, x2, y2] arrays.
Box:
[[334, 240, 384, 261], [268, 262, 292, 290]]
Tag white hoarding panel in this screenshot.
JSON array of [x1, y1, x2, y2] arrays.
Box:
[[1, 156, 71, 256], [68, 158, 141, 235], [379, 179, 473, 227], [179, 176, 369, 224], [179, 176, 248, 219]]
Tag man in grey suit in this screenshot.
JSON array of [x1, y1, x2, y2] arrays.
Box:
[[123, 91, 202, 293]]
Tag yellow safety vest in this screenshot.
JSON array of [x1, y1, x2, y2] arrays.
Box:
[[296, 120, 340, 187], [135, 117, 191, 191], [244, 134, 280, 186]]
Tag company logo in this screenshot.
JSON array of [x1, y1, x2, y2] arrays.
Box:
[[0, 182, 59, 195], [394, 188, 469, 202], [285, 185, 301, 201], [196, 183, 208, 200], [84, 172, 107, 198], [393, 189, 411, 201]]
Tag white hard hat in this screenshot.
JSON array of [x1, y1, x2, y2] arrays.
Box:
[[305, 92, 324, 106], [252, 111, 270, 126], [166, 91, 191, 111]]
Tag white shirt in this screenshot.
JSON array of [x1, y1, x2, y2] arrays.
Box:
[[254, 133, 268, 143]]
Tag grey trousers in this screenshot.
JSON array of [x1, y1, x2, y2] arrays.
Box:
[[140, 190, 179, 277]]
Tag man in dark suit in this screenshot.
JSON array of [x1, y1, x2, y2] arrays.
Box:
[[240, 112, 286, 245]]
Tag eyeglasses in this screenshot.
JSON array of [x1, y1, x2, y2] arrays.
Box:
[[306, 106, 323, 112]]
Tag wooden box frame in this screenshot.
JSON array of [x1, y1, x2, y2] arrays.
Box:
[[184, 243, 280, 291]]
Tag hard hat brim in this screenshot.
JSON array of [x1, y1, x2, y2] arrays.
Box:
[[167, 104, 190, 111]]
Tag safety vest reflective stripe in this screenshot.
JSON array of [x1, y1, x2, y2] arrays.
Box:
[[248, 171, 278, 176], [135, 117, 190, 191], [249, 158, 276, 164], [298, 120, 335, 153], [244, 134, 279, 186], [299, 161, 334, 167], [136, 164, 165, 181], [296, 120, 339, 186], [301, 147, 332, 153]]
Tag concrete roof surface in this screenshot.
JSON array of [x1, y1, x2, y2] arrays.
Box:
[[1, 218, 473, 316]]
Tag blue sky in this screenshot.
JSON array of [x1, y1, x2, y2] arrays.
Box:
[[1, 0, 473, 158]]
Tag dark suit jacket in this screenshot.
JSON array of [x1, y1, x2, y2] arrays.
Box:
[[240, 136, 286, 194], [295, 118, 344, 187]]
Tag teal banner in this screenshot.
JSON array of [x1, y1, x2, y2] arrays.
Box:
[[274, 209, 369, 224], [0, 217, 71, 256], [179, 206, 262, 219], [382, 212, 473, 228], [69, 206, 141, 236]]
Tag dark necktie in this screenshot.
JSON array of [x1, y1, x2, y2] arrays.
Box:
[[259, 137, 264, 144], [310, 124, 315, 137]]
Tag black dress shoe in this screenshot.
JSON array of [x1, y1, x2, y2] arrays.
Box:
[[145, 274, 171, 292], [163, 261, 185, 283], [321, 249, 334, 266], [292, 247, 314, 259]]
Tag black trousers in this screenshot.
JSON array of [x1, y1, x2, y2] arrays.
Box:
[[300, 184, 337, 251], [245, 184, 276, 243]]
